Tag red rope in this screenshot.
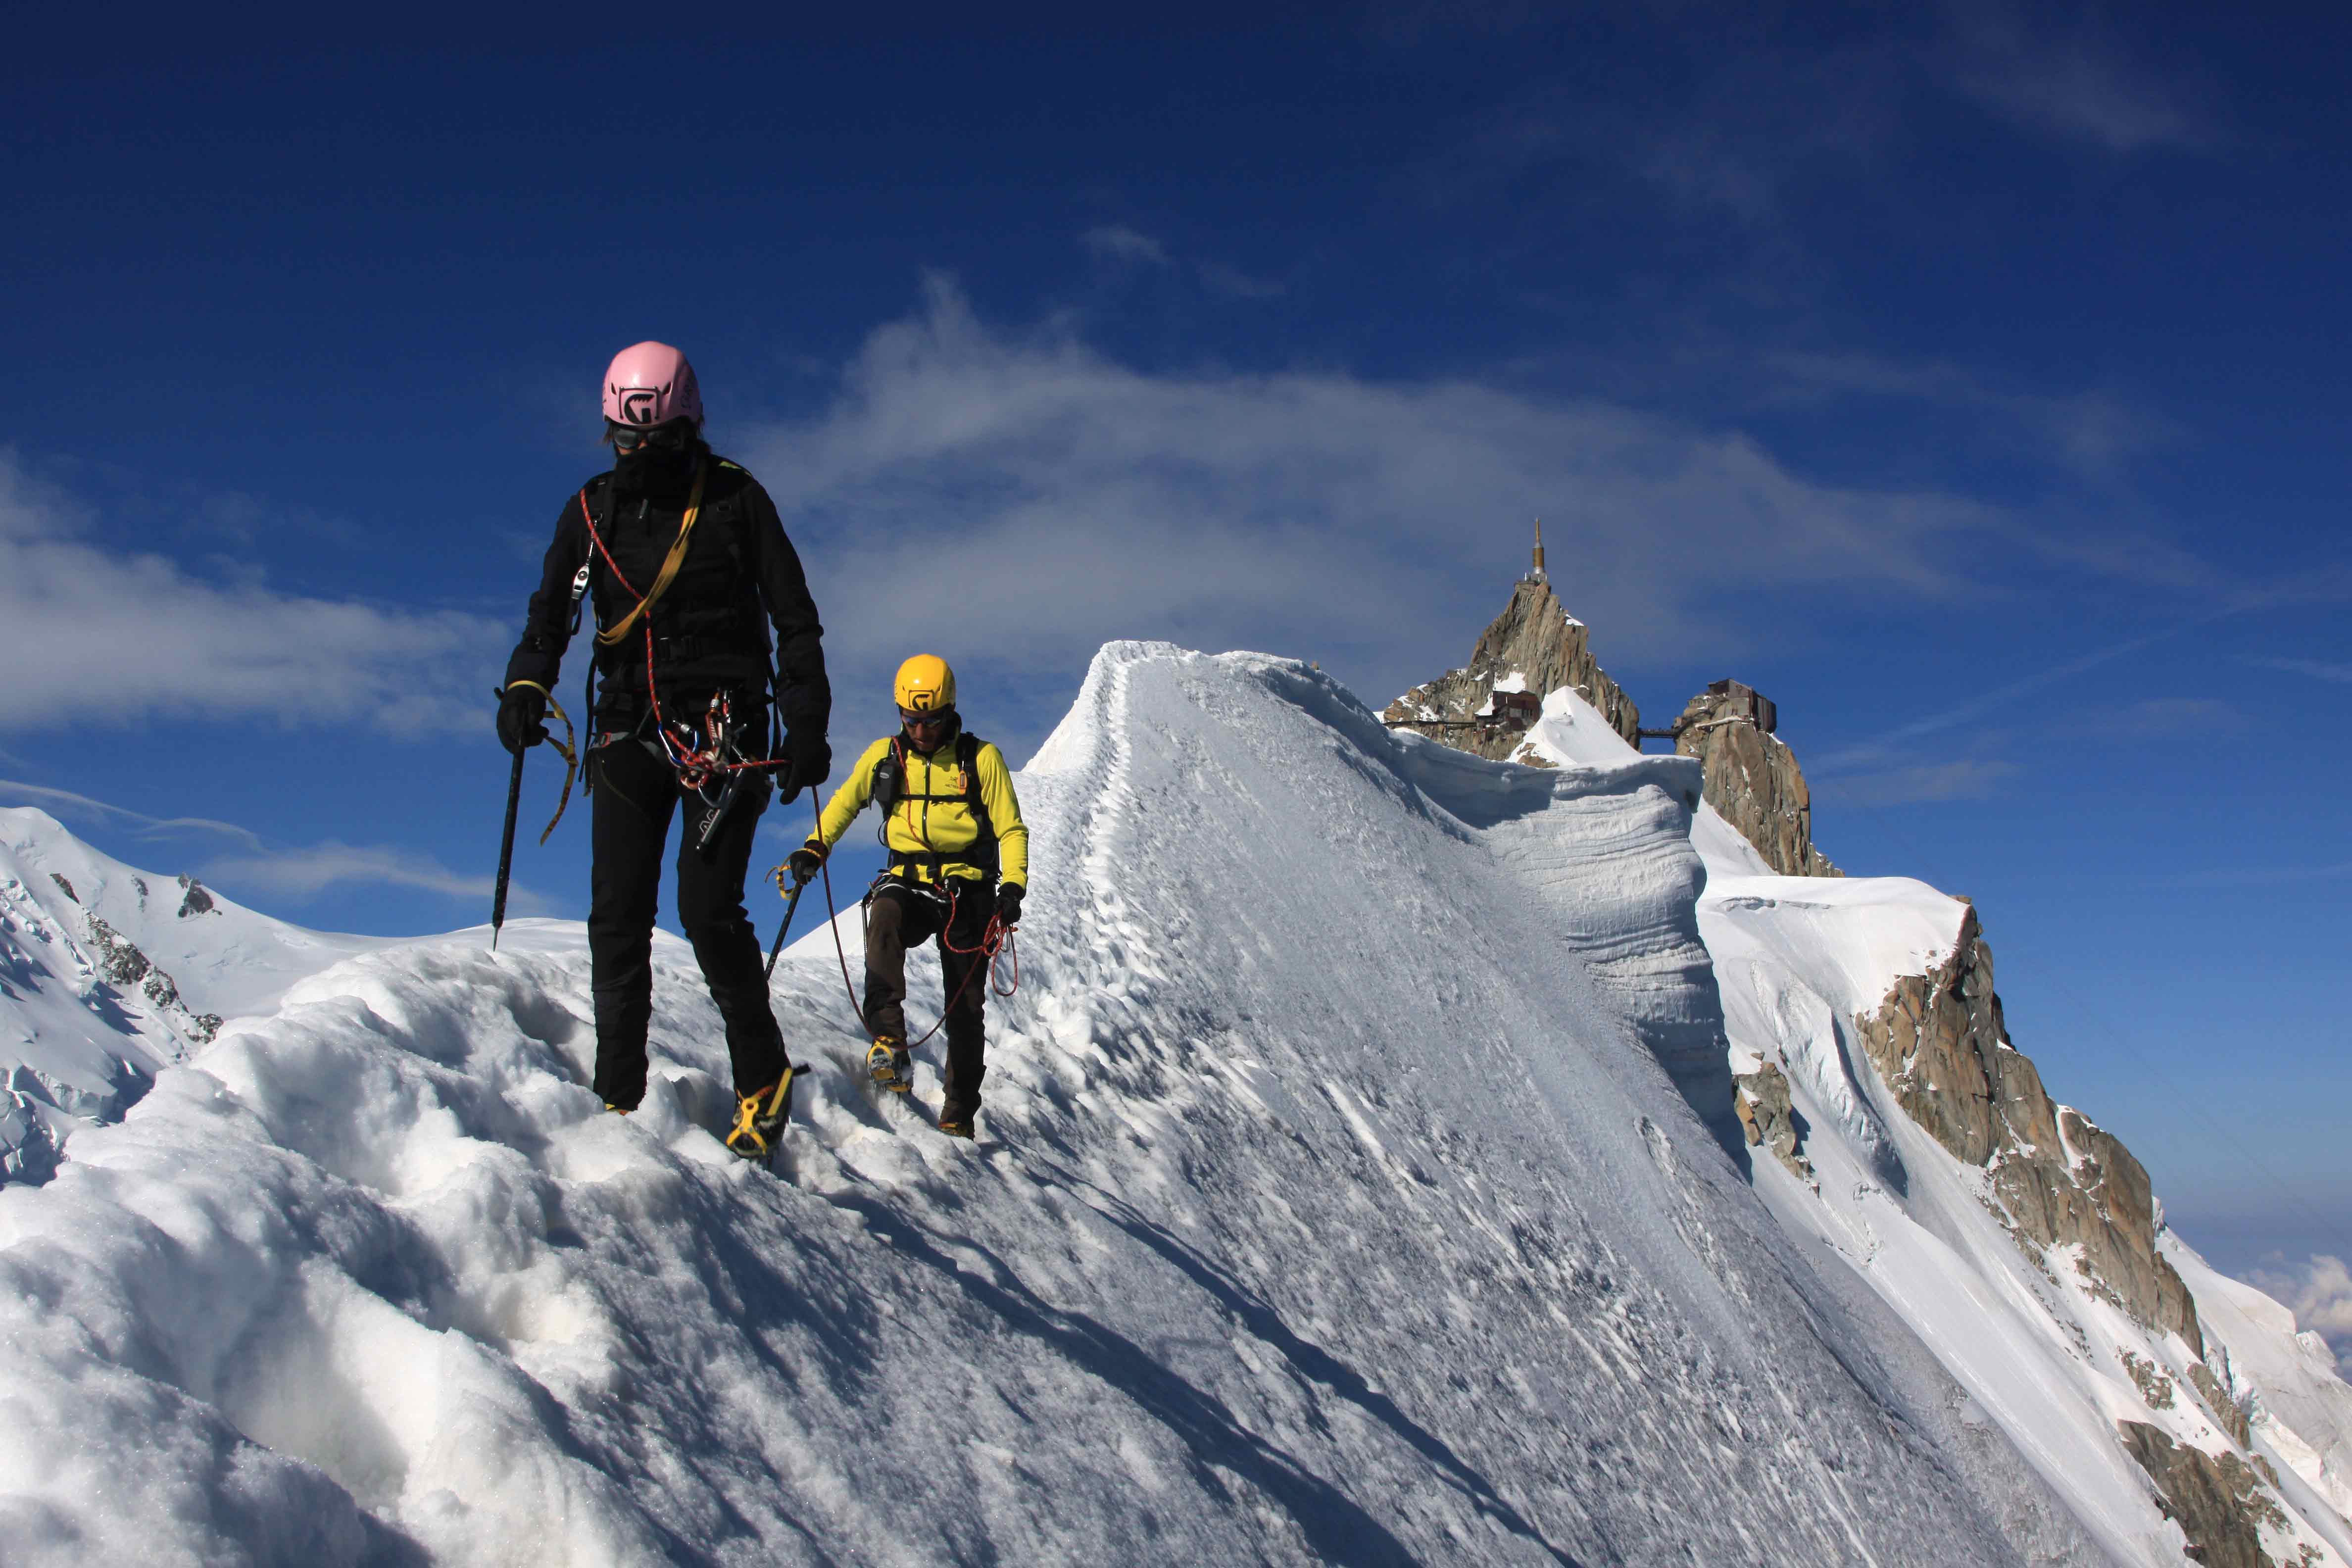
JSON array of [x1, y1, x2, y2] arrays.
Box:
[[811, 789, 1020, 1054]]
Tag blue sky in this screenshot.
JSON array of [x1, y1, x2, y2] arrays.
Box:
[[3, 5, 2347, 1306]]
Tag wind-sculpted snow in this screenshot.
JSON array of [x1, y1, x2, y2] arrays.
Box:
[[0, 645, 2181, 1564], [1512, 683, 2352, 1566]]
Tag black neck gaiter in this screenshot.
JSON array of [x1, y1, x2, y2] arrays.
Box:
[[613, 443, 702, 500]]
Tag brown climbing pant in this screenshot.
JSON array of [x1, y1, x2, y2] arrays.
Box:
[[863, 877, 993, 1121]]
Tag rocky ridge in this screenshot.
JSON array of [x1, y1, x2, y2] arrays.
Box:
[[1854, 904, 2319, 1564], [0, 864, 219, 1181], [1395, 565, 2340, 1566], [1382, 576, 1640, 761], [1670, 680, 1841, 878]]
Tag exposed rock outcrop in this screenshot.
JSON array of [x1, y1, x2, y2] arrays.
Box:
[[1670, 680, 1840, 878], [1383, 577, 1640, 760], [1733, 1059, 1815, 1185], [1850, 907, 2325, 1564], [1854, 904, 2197, 1343], [81, 914, 220, 1044], [2119, 1422, 2295, 1568], [176, 873, 217, 919]]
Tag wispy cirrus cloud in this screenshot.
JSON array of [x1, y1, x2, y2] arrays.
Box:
[[1080, 224, 1171, 267], [0, 778, 536, 911], [1079, 226, 1285, 300], [745, 276, 2008, 733], [2254, 656, 2352, 685], [1812, 622, 2194, 774], [1817, 759, 2017, 807], [0, 454, 507, 735], [199, 842, 513, 903], [0, 778, 265, 850], [1765, 351, 2177, 480], [2085, 697, 2247, 739], [1942, 4, 2218, 154]]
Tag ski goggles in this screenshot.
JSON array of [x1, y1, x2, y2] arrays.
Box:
[[899, 706, 959, 741], [606, 419, 694, 454]]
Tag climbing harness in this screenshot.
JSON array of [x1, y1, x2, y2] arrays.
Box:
[[782, 788, 1020, 1058], [573, 467, 790, 828]]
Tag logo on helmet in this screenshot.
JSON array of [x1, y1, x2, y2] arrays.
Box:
[[616, 386, 667, 426], [907, 691, 941, 712]]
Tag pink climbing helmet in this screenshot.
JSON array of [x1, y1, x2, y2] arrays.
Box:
[[601, 342, 704, 428]]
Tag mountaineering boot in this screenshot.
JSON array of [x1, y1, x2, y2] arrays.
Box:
[[938, 1118, 974, 1141], [866, 1036, 913, 1093], [725, 1066, 796, 1161], [867, 1036, 912, 1093]]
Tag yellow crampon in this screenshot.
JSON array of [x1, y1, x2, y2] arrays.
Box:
[[725, 1067, 795, 1161], [867, 1038, 911, 1093]]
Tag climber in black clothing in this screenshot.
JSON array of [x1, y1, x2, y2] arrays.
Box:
[[497, 341, 829, 1159]]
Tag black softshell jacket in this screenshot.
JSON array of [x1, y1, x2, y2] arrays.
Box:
[[503, 454, 830, 747]]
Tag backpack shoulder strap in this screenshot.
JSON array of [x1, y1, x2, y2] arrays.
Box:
[[957, 733, 994, 842], [871, 737, 906, 817]]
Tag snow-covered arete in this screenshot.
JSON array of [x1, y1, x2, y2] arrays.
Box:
[[1521, 681, 2352, 1568], [0, 645, 2343, 1566]]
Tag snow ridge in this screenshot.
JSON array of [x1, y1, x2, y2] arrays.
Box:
[[0, 645, 2343, 1566]]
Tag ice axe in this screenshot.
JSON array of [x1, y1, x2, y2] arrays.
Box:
[[491, 739, 526, 951], [489, 682, 577, 951], [764, 872, 810, 981]]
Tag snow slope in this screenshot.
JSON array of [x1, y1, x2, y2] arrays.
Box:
[[0, 809, 390, 1178], [2169, 1234, 2352, 1522], [1519, 683, 2352, 1567], [0, 644, 2345, 1566]]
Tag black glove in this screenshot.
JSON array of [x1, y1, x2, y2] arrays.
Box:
[[994, 882, 1024, 928], [496, 684, 548, 754], [787, 840, 827, 885], [783, 729, 831, 795]]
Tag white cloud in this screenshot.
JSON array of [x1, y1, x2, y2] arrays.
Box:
[[1766, 351, 2176, 479], [1945, 8, 2215, 154], [2087, 697, 2245, 738], [0, 454, 507, 735], [1196, 260, 1285, 300], [1080, 225, 1172, 267], [1081, 229, 1284, 301], [746, 277, 2001, 720], [2249, 1255, 2352, 1362], [1819, 759, 2017, 807], [0, 778, 266, 850], [2255, 657, 2352, 685], [1, 778, 531, 911], [199, 841, 530, 907], [1813, 618, 2214, 773]]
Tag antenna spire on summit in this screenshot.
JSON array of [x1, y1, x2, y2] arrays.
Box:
[[1531, 517, 1546, 581]]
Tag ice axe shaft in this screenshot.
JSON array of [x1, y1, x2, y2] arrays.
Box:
[[764, 878, 808, 981], [491, 743, 526, 950]]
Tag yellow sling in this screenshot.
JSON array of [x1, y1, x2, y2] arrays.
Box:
[[596, 461, 708, 646]]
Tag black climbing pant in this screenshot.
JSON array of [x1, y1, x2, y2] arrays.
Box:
[[587, 739, 785, 1110]]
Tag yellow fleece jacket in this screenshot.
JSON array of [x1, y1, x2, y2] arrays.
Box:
[[813, 735, 1029, 888]]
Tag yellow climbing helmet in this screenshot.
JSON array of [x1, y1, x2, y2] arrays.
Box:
[[894, 654, 957, 714]]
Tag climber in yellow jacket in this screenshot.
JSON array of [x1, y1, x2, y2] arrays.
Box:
[[789, 655, 1028, 1139]]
